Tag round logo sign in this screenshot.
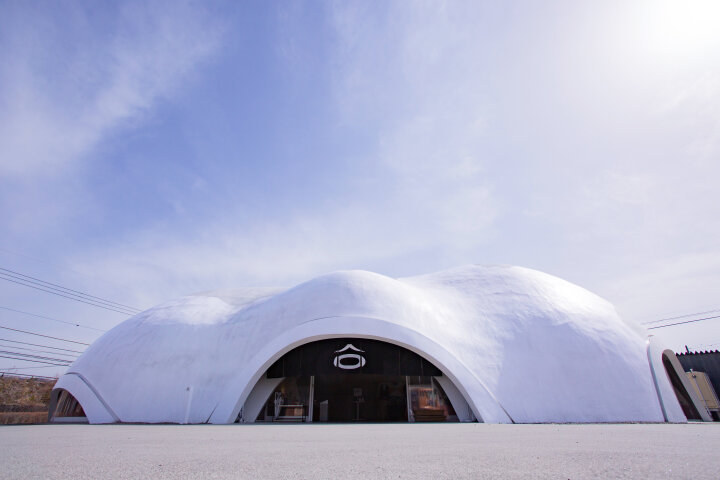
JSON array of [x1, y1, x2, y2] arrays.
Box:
[[333, 344, 366, 370]]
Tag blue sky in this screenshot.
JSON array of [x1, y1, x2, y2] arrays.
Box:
[[1, 0, 720, 374]]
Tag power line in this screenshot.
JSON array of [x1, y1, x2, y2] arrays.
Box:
[[0, 349, 74, 365], [0, 325, 89, 345], [0, 275, 137, 316], [0, 267, 142, 314], [647, 314, 720, 330], [642, 308, 720, 325], [0, 354, 70, 367], [0, 371, 58, 380], [0, 267, 142, 313], [0, 337, 84, 354], [0, 246, 126, 299], [0, 349, 74, 363], [0, 306, 107, 333], [1, 364, 61, 371], [0, 343, 79, 359], [0, 275, 138, 316]]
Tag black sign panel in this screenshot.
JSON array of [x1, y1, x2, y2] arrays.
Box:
[[266, 338, 442, 378]]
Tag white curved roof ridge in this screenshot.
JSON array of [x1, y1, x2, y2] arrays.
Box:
[[57, 264, 679, 424], [136, 286, 286, 326]]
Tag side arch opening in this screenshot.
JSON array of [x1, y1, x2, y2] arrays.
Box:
[[48, 388, 88, 423], [241, 337, 475, 423], [661, 350, 708, 421]]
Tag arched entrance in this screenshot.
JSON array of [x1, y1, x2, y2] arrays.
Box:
[[242, 338, 468, 423], [48, 389, 88, 423], [211, 316, 510, 424]]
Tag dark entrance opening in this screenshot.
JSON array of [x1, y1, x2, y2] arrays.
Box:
[[314, 374, 408, 422], [255, 338, 458, 422], [48, 389, 88, 423]]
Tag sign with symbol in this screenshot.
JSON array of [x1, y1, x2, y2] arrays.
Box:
[[265, 338, 441, 378], [333, 344, 366, 370]]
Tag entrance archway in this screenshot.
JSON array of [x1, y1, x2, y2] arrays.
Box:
[[48, 389, 88, 423], [211, 315, 512, 424], [243, 338, 467, 423]]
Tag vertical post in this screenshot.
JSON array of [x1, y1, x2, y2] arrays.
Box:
[[307, 375, 315, 422], [184, 386, 194, 424], [274, 391, 282, 420], [406, 376, 415, 422], [646, 340, 668, 422]]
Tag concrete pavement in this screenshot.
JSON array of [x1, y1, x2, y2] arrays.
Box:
[[1, 423, 719, 479]]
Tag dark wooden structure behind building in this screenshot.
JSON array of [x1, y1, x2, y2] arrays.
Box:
[[677, 350, 720, 400]]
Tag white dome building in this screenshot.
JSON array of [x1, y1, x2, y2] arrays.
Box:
[[49, 265, 708, 424]]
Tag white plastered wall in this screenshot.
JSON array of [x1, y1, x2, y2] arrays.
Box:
[[55, 265, 682, 424]]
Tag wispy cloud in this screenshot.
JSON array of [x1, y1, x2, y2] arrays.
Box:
[[0, 0, 223, 177], [329, 1, 498, 251], [68, 1, 499, 304]]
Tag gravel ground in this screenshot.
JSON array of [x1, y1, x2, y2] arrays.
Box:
[[1, 423, 719, 479]]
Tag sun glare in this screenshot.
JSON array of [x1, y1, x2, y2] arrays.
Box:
[[644, 0, 720, 56]]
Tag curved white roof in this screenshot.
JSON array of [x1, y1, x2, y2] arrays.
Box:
[[54, 264, 685, 423]]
